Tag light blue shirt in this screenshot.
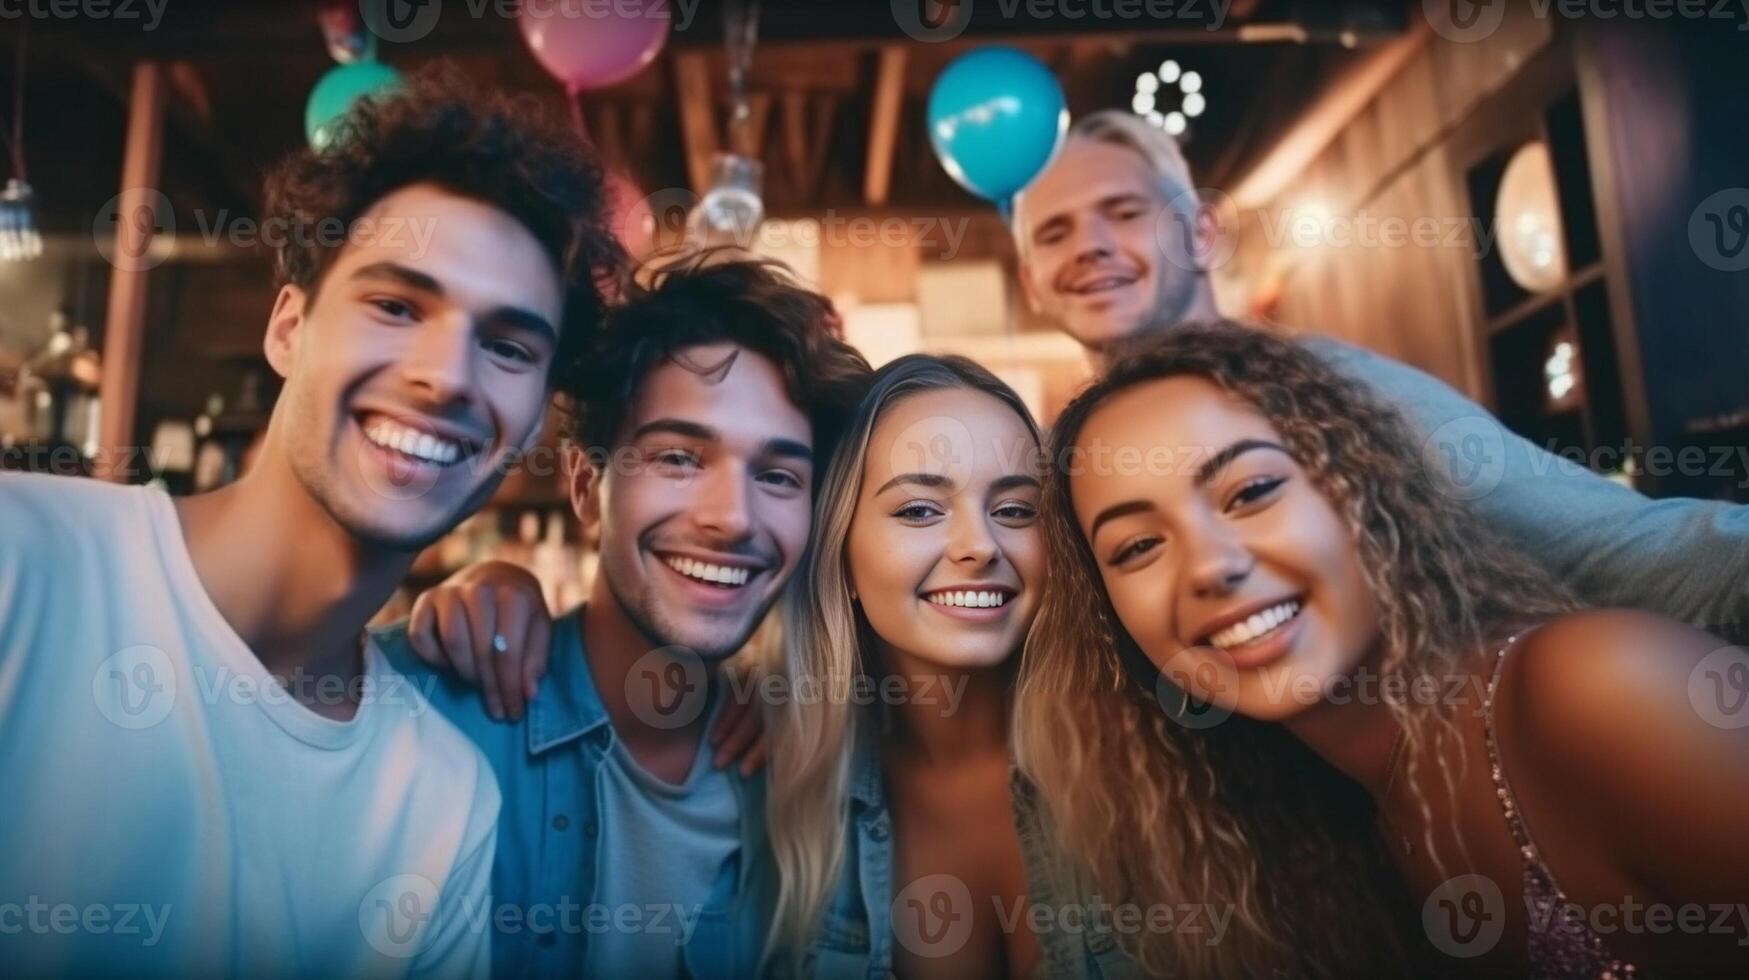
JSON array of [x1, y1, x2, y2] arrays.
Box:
[[374, 609, 775, 980], [584, 697, 739, 978]]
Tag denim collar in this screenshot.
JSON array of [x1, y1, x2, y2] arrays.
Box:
[[848, 721, 886, 811], [525, 607, 612, 756]]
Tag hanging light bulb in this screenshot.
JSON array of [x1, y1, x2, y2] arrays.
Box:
[[0, 178, 42, 262], [690, 0, 764, 246]]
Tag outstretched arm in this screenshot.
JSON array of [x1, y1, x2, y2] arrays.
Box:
[[1308, 337, 1749, 642]]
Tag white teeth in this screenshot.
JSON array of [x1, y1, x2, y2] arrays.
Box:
[[1207, 600, 1302, 651], [364, 416, 464, 466], [925, 590, 1011, 609], [664, 556, 751, 587]]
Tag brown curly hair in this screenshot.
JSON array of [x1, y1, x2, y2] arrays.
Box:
[[564, 249, 872, 476], [260, 62, 623, 388], [1013, 321, 1576, 977]]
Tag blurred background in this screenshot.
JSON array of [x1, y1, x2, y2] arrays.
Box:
[[1, 0, 1745, 611]]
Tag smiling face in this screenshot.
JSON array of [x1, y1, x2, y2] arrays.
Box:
[[266, 181, 564, 550], [1017, 138, 1205, 350], [845, 387, 1043, 674], [1069, 375, 1380, 722], [586, 343, 814, 660]]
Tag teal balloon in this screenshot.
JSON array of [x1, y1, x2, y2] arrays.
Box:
[[306, 61, 403, 150], [927, 47, 1068, 202]]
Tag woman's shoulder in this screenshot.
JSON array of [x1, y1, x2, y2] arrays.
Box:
[[1494, 609, 1744, 881]]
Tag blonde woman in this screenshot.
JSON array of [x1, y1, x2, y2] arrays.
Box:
[[1016, 321, 1749, 977], [767, 354, 1135, 979]]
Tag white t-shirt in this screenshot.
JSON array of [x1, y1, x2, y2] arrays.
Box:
[[0, 472, 500, 979]]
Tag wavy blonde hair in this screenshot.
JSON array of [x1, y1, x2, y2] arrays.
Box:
[[764, 354, 1042, 972], [1013, 321, 1575, 977]]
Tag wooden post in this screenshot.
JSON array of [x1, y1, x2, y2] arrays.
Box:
[[95, 60, 166, 482]]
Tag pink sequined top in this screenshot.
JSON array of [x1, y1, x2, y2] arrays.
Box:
[[1483, 631, 1645, 979]]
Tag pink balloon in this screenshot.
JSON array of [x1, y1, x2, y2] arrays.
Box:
[[519, 0, 671, 93], [606, 170, 653, 257]]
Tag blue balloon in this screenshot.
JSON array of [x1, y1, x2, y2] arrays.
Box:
[[306, 61, 403, 150], [927, 47, 1068, 203]]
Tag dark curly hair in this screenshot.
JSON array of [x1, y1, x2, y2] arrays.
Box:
[[1014, 321, 1576, 978], [260, 62, 623, 387], [564, 249, 873, 476]]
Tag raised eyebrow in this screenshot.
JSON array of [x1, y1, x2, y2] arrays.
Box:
[[874, 472, 954, 496], [1031, 212, 1071, 243], [1100, 192, 1154, 212], [762, 437, 814, 465], [630, 419, 718, 444], [1086, 499, 1154, 543], [1193, 439, 1292, 488], [349, 261, 442, 294], [484, 306, 558, 347]]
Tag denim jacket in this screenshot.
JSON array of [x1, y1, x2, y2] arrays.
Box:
[[374, 610, 776, 980], [798, 726, 1137, 980]]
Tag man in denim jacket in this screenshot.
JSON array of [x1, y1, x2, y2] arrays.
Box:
[[379, 256, 872, 978]]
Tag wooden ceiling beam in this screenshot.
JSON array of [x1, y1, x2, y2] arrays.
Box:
[[862, 46, 907, 206], [673, 51, 719, 193]]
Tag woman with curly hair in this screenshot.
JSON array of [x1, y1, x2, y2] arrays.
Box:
[[1014, 321, 1749, 977]]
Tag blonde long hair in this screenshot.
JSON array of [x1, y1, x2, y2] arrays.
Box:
[[764, 354, 1042, 970], [1013, 322, 1575, 977]]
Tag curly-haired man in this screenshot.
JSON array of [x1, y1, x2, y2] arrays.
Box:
[[0, 66, 621, 978]]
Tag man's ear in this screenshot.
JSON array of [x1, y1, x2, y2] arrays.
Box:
[[1191, 202, 1221, 272], [1017, 255, 1045, 315], [263, 283, 309, 379], [564, 442, 603, 535]]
